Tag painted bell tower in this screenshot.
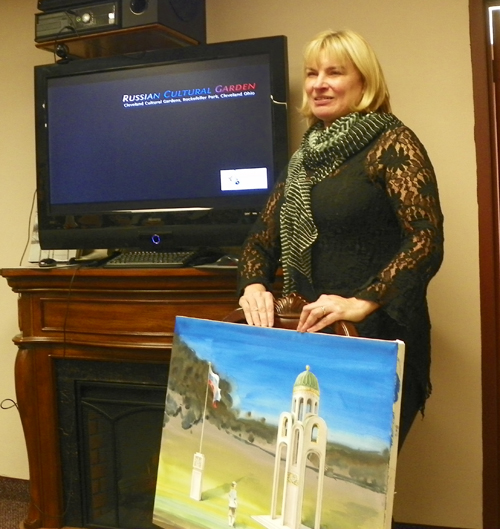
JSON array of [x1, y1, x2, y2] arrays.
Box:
[[268, 365, 327, 529]]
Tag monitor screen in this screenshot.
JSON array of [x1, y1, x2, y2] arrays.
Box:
[[35, 36, 289, 251]]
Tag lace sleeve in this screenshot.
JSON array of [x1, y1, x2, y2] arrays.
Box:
[[357, 126, 444, 324], [237, 175, 286, 294]]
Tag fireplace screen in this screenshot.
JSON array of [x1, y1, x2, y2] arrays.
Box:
[[56, 359, 167, 529]]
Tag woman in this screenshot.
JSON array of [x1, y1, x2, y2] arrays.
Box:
[[237, 29, 444, 449]]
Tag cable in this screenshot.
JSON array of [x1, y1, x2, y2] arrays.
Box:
[[62, 265, 81, 359], [52, 11, 80, 64], [19, 189, 37, 267], [270, 94, 288, 108], [0, 399, 18, 410]]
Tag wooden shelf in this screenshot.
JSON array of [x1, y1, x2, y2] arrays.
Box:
[[35, 23, 199, 59]]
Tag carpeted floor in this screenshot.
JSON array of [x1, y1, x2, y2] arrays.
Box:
[[0, 477, 29, 529]]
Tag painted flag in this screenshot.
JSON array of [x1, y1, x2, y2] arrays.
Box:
[[208, 364, 221, 407]]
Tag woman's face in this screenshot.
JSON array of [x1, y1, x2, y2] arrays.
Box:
[[305, 51, 364, 127]]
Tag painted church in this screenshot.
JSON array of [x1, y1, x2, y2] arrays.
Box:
[[254, 365, 328, 529]]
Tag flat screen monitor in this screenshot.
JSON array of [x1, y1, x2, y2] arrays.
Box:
[[34, 35, 289, 252]]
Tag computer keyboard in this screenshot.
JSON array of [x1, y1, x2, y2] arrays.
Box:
[[105, 250, 196, 268]]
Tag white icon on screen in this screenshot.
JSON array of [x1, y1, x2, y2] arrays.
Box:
[[220, 167, 268, 191]]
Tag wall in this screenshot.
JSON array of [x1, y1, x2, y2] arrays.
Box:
[[0, 1, 482, 528], [0, 1, 48, 481]]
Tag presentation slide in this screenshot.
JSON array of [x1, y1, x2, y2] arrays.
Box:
[[47, 55, 274, 209]]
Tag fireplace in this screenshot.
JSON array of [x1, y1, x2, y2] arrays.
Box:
[[56, 359, 168, 529], [1, 267, 241, 529]]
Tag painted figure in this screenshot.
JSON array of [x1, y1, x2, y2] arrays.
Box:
[[228, 481, 237, 527]]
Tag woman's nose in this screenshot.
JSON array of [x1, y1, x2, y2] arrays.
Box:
[[313, 73, 327, 88]]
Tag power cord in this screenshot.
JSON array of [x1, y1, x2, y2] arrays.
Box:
[[0, 399, 18, 411], [19, 189, 37, 267]]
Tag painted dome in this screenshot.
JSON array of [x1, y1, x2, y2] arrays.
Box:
[[293, 365, 319, 395]]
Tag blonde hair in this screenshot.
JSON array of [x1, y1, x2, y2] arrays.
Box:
[[300, 29, 391, 127]]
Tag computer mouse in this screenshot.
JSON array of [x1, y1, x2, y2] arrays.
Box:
[[39, 257, 57, 268], [214, 255, 239, 267], [184, 249, 225, 267]]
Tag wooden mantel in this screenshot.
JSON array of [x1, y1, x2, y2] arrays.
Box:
[[1, 266, 241, 529]]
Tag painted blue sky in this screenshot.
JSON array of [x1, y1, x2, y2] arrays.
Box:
[[172, 316, 404, 452]]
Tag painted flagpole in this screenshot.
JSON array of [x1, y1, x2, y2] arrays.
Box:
[[198, 362, 212, 453], [190, 362, 220, 501]]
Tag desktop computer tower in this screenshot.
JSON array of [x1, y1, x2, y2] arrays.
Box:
[[36, 0, 206, 44]]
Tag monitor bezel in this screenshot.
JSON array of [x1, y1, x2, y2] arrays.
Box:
[[34, 36, 289, 251]]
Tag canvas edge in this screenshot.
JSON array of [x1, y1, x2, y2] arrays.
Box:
[[384, 339, 406, 529]]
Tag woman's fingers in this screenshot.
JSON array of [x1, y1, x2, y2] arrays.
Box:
[[297, 295, 379, 333], [239, 288, 275, 327], [297, 301, 330, 333]]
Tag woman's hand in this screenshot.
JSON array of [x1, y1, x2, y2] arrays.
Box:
[[239, 284, 275, 327], [297, 294, 379, 333]]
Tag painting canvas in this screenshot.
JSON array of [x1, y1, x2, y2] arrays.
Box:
[[153, 316, 404, 529]]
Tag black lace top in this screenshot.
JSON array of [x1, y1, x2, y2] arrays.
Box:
[[237, 123, 444, 403]]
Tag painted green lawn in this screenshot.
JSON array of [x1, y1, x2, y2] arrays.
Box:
[[153, 415, 387, 529]]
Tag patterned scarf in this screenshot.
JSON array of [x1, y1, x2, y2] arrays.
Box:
[[280, 111, 403, 295]]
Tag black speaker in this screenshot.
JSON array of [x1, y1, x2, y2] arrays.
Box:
[[122, 0, 206, 44]]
